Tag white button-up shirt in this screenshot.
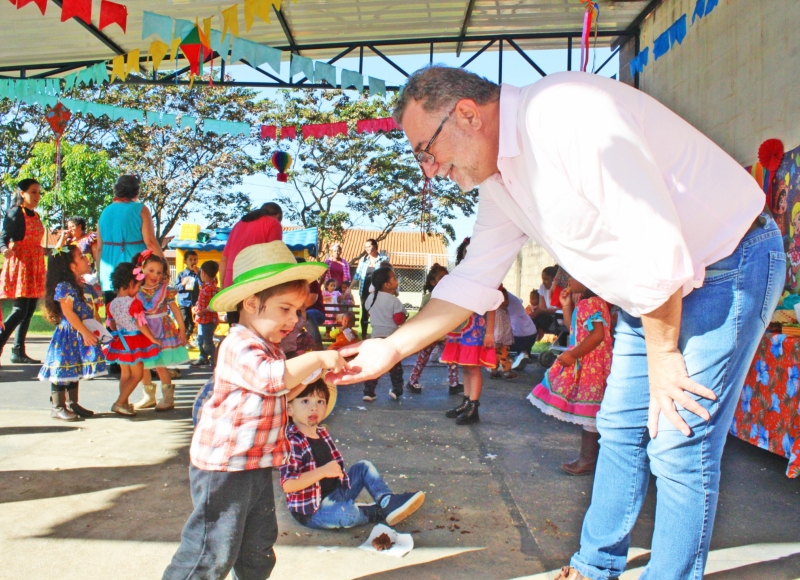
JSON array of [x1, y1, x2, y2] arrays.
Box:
[[433, 72, 764, 317]]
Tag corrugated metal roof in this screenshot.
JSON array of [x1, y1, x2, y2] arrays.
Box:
[[1, 0, 648, 70], [337, 228, 448, 267]]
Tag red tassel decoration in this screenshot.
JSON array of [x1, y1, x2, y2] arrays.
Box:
[[99, 0, 128, 32], [758, 138, 784, 209]]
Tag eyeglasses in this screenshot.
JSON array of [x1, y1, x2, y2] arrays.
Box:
[[415, 106, 456, 168]]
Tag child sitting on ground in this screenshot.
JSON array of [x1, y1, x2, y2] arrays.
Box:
[[163, 241, 348, 580], [280, 379, 425, 529]]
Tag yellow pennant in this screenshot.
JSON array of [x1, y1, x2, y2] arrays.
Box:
[[110, 55, 126, 82], [125, 49, 141, 75], [170, 38, 182, 61], [149, 40, 170, 73], [221, 4, 239, 40], [202, 16, 213, 49]]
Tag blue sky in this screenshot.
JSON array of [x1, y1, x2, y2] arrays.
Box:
[[213, 45, 619, 250]]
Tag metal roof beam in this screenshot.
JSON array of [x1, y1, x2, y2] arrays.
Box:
[[273, 5, 299, 55], [506, 38, 546, 77], [455, 0, 478, 58], [367, 45, 409, 78], [612, 0, 665, 49], [594, 46, 621, 75], [459, 39, 495, 69]]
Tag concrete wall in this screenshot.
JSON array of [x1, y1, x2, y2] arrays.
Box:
[[638, 0, 800, 165], [501, 240, 556, 305]]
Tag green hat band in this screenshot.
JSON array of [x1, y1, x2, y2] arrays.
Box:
[[233, 263, 298, 285]]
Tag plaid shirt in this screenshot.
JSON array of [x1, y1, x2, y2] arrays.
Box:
[[190, 325, 290, 471], [279, 423, 350, 516], [194, 279, 219, 325]]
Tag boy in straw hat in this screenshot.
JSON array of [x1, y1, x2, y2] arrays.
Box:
[[280, 378, 425, 529], [164, 241, 349, 580]]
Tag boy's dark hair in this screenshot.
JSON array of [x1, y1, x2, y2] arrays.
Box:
[[236, 279, 309, 312], [542, 266, 559, 278], [423, 263, 448, 293], [293, 379, 330, 404], [200, 260, 219, 279], [111, 261, 140, 292], [43, 245, 85, 325], [184, 250, 198, 260]]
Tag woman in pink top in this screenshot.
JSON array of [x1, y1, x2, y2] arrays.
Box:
[[220, 203, 282, 323]]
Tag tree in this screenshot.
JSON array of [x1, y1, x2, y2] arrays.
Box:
[[0, 100, 50, 207], [11, 140, 118, 230], [264, 90, 477, 251]]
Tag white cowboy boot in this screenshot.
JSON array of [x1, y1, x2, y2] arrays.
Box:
[[133, 382, 157, 410], [155, 384, 175, 411]]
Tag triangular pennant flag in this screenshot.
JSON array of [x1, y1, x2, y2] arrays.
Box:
[[62, 73, 77, 92], [244, 0, 257, 31], [280, 125, 296, 140], [110, 55, 126, 82], [77, 66, 93, 86], [221, 4, 239, 40], [669, 14, 687, 46], [145, 111, 161, 126], [93, 62, 110, 85], [125, 49, 140, 75], [691, 0, 705, 24], [16, 0, 47, 15], [99, 0, 127, 32], [272, 0, 281, 9], [180, 116, 196, 131], [229, 37, 247, 64], [256, 0, 271, 23], [290, 54, 314, 81], [201, 17, 213, 49], [341, 69, 363, 90], [61, 0, 91, 24], [260, 125, 277, 140], [162, 113, 177, 128], [210, 29, 232, 62], [170, 38, 181, 61], [368, 76, 385, 95], [149, 40, 170, 72], [314, 61, 336, 86], [252, 43, 281, 73], [142, 11, 173, 42], [173, 19, 194, 41], [653, 29, 670, 60], [704, 0, 718, 16]]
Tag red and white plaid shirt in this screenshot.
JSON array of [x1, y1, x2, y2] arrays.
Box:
[[194, 279, 219, 325], [191, 325, 290, 471]]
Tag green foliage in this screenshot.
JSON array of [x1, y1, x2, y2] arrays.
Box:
[[11, 140, 118, 229], [264, 90, 477, 254]]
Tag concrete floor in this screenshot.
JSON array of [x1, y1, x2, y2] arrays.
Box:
[[0, 336, 798, 580]]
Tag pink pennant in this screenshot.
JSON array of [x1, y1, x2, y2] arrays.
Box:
[[301, 122, 348, 139], [356, 117, 399, 134], [280, 126, 296, 140], [260, 125, 277, 140]]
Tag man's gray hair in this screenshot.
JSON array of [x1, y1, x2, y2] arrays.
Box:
[[393, 65, 500, 125]]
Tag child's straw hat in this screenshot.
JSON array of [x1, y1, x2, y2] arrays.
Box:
[[210, 241, 327, 313]]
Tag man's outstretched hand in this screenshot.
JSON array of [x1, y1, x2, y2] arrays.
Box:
[[325, 339, 402, 384]]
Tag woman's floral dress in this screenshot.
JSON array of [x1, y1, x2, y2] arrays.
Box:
[[528, 296, 612, 427], [38, 283, 106, 384]]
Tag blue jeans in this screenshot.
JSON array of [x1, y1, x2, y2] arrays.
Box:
[[571, 214, 784, 580], [198, 322, 217, 362], [163, 466, 278, 580], [304, 460, 392, 529]]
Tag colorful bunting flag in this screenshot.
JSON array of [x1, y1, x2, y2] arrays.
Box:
[[201, 17, 213, 49], [173, 19, 194, 41], [314, 62, 336, 86], [221, 4, 239, 41], [290, 55, 314, 81], [203, 118, 250, 136], [170, 38, 182, 61], [628, 47, 649, 77], [99, 0, 128, 33], [180, 116, 196, 131], [16, 0, 47, 15], [149, 40, 170, 72], [653, 29, 670, 61], [110, 55, 126, 82], [125, 49, 140, 76], [668, 15, 687, 46], [252, 43, 281, 73], [210, 30, 232, 62], [691, 0, 706, 24], [281, 126, 296, 140], [356, 118, 399, 134], [301, 122, 347, 139], [142, 11, 173, 42], [260, 125, 277, 140], [341, 69, 363, 90], [704, 0, 718, 17], [61, 0, 91, 24], [368, 77, 385, 96], [244, 0, 271, 31]]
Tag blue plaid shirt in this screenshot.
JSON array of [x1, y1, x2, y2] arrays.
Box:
[[279, 423, 350, 516]]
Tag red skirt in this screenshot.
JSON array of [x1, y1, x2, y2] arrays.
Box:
[[441, 342, 497, 369], [105, 332, 160, 365]]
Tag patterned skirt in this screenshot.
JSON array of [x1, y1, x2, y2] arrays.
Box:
[[106, 332, 160, 366], [38, 322, 107, 384]]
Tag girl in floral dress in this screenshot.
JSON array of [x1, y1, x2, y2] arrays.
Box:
[[132, 251, 188, 412], [106, 262, 161, 416], [441, 238, 496, 425], [39, 246, 107, 421], [528, 275, 613, 476]]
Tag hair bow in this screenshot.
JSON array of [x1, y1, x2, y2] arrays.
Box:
[[133, 266, 145, 281], [53, 246, 70, 256], [138, 249, 153, 264]]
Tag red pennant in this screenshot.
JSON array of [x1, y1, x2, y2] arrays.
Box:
[[180, 44, 202, 76], [16, 0, 47, 15], [99, 0, 127, 32], [61, 0, 91, 24], [280, 126, 296, 140], [8, 0, 17, 5], [301, 122, 348, 140], [260, 125, 277, 140], [356, 117, 399, 134]]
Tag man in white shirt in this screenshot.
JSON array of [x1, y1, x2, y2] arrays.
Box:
[[333, 66, 783, 579]]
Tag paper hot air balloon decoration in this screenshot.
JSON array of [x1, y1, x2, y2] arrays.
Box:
[[271, 151, 292, 182]]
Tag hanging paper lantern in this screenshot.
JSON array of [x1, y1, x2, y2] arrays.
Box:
[[758, 138, 784, 209], [271, 151, 292, 182], [45, 102, 71, 138]]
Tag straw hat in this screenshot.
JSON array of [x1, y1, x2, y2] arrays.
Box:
[[210, 241, 328, 313]]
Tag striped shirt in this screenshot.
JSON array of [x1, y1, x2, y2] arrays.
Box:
[[190, 325, 290, 471]]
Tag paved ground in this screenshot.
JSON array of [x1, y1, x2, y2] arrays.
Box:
[[0, 336, 799, 580]]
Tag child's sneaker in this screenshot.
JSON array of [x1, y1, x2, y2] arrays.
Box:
[[448, 383, 464, 395], [380, 492, 426, 526], [363, 388, 377, 402], [389, 384, 403, 400], [406, 382, 422, 394], [357, 503, 383, 524]]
